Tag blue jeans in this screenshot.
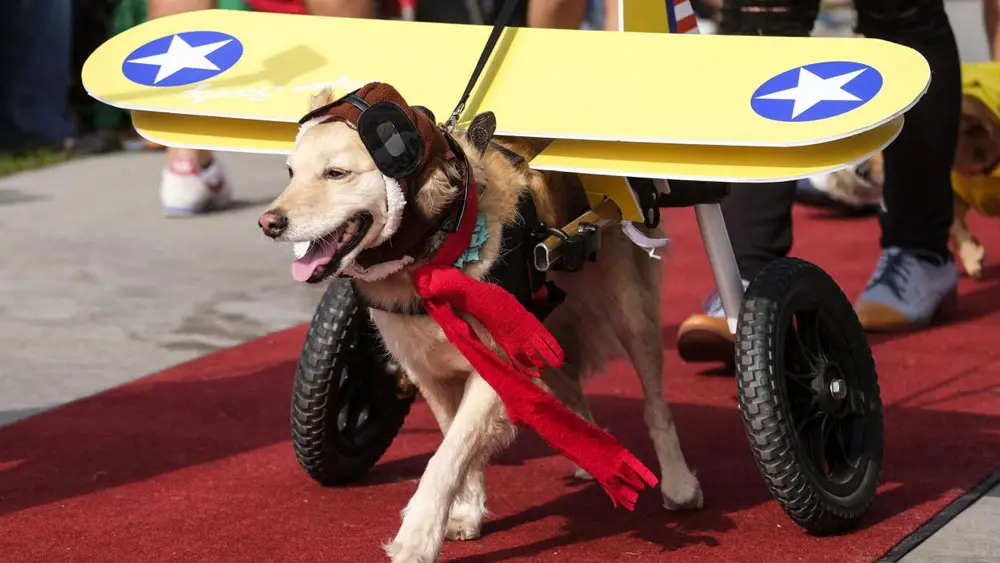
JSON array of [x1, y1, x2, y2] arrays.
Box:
[[0, 0, 78, 151]]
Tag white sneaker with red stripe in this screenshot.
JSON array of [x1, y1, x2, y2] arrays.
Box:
[[159, 158, 233, 216]]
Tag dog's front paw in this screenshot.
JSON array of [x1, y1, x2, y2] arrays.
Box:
[[958, 240, 986, 278], [384, 538, 439, 563], [444, 516, 482, 541], [385, 514, 445, 563], [444, 495, 485, 541], [661, 470, 704, 511]]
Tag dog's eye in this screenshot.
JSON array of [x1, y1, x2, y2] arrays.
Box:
[[324, 168, 348, 180], [287, 166, 293, 179]]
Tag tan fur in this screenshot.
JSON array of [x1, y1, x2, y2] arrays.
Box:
[[814, 153, 885, 210], [263, 95, 702, 563]]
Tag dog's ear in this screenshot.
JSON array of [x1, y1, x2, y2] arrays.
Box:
[[309, 87, 335, 111], [412, 105, 436, 124], [467, 112, 497, 156]]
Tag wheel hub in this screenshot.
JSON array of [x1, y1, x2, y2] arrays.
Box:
[[807, 360, 848, 413], [828, 377, 847, 401]]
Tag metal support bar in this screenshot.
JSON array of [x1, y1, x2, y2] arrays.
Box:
[[694, 203, 743, 335], [533, 198, 622, 271]]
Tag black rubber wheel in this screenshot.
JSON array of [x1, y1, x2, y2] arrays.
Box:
[[735, 257, 884, 535], [291, 279, 417, 486]]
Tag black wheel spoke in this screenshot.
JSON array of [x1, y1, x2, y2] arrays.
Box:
[[832, 418, 852, 466], [806, 414, 828, 473], [795, 406, 823, 436], [820, 414, 839, 473], [846, 388, 867, 418], [797, 310, 827, 363], [786, 370, 816, 392], [788, 319, 814, 372]]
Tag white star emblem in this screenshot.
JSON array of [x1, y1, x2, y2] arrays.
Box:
[[756, 67, 867, 119], [126, 34, 233, 84]]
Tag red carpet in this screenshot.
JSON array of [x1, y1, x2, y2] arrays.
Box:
[[2, 207, 999, 563]]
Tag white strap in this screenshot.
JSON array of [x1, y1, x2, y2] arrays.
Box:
[[621, 221, 669, 260]]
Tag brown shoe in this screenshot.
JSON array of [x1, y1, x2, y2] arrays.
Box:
[[676, 314, 735, 364]]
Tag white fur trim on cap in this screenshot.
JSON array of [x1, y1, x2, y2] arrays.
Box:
[[376, 176, 407, 245], [343, 255, 414, 282], [295, 117, 328, 147]]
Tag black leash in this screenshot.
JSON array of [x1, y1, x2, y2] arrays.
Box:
[[444, 0, 521, 131]]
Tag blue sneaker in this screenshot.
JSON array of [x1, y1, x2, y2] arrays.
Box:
[[855, 247, 959, 332]]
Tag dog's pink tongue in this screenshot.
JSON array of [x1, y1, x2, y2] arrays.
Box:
[[291, 242, 339, 282]]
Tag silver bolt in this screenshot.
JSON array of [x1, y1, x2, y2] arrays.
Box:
[[829, 379, 847, 400]]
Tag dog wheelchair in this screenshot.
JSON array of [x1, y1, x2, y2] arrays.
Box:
[[289, 178, 885, 536]]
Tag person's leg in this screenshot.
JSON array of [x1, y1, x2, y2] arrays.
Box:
[[722, 182, 797, 281], [676, 0, 818, 364], [305, 0, 374, 17], [0, 0, 75, 152], [852, 0, 962, 330], [603, 0, 618, 30], [528, 0, 587, 28], [147, 0, 214, 17], [414, 0, 473, 23], [147, 0, 231, 215]]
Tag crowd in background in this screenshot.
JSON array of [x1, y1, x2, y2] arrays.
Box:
[[1, 0, 997, 352], [0, 0, 604, 159]]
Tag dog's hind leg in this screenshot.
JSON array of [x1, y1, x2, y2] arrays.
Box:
[[386, 373, 513, 563], [951, 195, 985, 278], [535, 316, 601, 480], [538, 363, 598, 481], [605, 231, 703, 511]]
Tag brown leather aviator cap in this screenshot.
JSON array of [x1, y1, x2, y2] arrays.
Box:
[[298, 82, 469, 269], [302, 82, 451, 180]]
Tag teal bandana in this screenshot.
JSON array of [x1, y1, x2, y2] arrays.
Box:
[[453, 212, 490, 268]]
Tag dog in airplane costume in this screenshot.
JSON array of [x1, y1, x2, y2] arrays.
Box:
[[258, 82, 702, 562]]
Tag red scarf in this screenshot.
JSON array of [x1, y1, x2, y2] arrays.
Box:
[[410, 180, 657, 510]]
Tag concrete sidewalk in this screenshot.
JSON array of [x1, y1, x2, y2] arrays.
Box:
[[0, 151, 322, 427]]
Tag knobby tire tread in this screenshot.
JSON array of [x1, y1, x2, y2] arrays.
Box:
[[735, 257, 883, 536], [291, 281, 413, 485]]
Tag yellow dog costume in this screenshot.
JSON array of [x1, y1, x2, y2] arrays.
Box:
[[953, 63, 1000, 216], [950, 62, 1000, 278]]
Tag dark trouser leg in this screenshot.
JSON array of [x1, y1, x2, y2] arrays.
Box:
[[716, 0, 819, 281], [855, 0, 960, 258], [720, 182, 797, 281], [0, 0, 74, 151]]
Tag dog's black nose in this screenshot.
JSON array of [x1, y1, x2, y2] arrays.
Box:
[[259, 211, 288, 238]]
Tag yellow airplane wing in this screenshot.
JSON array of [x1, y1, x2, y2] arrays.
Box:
[[85, 9, 929, 147], [531, 116, 901, 183], [131, 110, 899, 183]]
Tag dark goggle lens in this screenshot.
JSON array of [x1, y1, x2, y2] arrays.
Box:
[[359, 102, 423, 178]]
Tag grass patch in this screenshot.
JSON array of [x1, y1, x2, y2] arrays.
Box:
[[0, 149, 71, 179]]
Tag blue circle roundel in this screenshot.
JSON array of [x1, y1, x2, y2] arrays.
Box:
[[751, 61, 883, 123], [121, 31, 244, 88]]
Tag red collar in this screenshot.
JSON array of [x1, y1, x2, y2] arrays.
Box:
[[425, 175, 478, 268]]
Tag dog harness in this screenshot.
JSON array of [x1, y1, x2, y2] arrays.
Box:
[[355, 142, 565, 321]]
